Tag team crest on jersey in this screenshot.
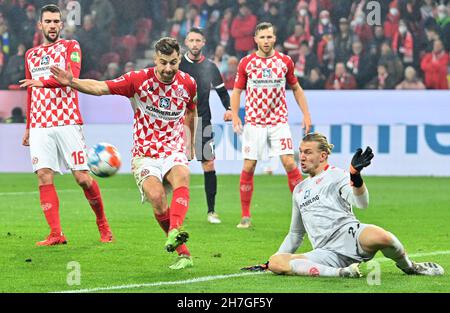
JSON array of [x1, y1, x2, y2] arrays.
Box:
[[276, 59, 284, 68], [41, 55, 50, 66], [175, 87, 186, 98], [304, 189, 310, 199], [159, 97, 171, 109], [262, 68, 272, 78]]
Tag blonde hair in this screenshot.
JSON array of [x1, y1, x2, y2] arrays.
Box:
[[302, 132, 334, 155]]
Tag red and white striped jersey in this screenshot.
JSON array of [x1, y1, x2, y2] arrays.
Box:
[[25, 39, 82, 129], [106, 68, 197, 159], [234, 51, 298, 126]]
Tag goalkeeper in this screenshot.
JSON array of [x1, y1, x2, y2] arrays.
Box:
[[243, 133, 444, 277]]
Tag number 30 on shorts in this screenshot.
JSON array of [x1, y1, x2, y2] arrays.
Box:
[[280, 138, 293, 150]]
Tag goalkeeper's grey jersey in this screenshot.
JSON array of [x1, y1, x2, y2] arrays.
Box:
[[278, 165, 361, 253]]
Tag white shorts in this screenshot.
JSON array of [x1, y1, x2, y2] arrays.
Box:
[[131, 152, 189, 202], [242, 123, 294, 160], [29, 125, 89, 174], [303, 222, 376, 267]]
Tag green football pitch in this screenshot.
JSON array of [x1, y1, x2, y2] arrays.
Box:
[[0, 173, 449, 293]]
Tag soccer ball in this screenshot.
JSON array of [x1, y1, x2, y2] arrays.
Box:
[[87, 143, 121, 177]]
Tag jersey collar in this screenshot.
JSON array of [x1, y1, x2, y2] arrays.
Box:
[[184, 53, 205, 64]]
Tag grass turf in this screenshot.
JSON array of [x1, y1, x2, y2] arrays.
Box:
[[0, 173, 449, 293]]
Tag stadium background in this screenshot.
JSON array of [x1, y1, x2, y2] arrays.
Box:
[[0, 0, 449, 293]]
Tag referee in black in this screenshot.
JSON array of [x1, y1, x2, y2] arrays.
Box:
[[180, 27, 232, 224]]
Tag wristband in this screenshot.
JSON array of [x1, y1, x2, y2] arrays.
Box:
[[350, 173, 363, 188]]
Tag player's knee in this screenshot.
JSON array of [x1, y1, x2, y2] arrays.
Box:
[[202, 160, 215, 172], [377, 231, 394, 248], [75, 173, 92, 189], [146, 189, 165, 208], [268, 254, 290, 275], [36, 169, 54, 185], [281, 156, 296, 171], [243, 160, 257, 173]]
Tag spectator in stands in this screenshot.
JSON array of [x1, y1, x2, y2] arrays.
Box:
[[4, 107, 26, 124], [166, 7, 185, 42], [102, 62, 120, 81], [223, 56, 238, 89], [90, 0, 115, 52], [2, 42, 25, 88], [366, 63, 397, 89], [180, 5, 207, 39], [315, 10, 336, 40], [0, 13, 13, 58], [288, 1, 313, 39], [346, 40, 375, 88], [368, 25, 386, 59], [384, 4, 401, 40], [205, 9, 221, 57], [379, 41, 404, 85], [231, 4, 258, 59], [212, 44, 229, 75], [62, 25, 76, 41], [303, 67, 326, 90], [295, 40, 319, 84], [350, 12, 373, 45], [219, 8, 234, 54], [20, 4, 37, 49], [420, 0, 436, 21], [334, 17, 355, 63], [76, 15, 102, 76], [123, 61, 135, 74], [423, 26, 440, 53], [420, 39, 449, 89], [284, 23, 312, 61], [392, 19, 414, 67], [325, 62, 357, 89], [317, 33, 335, 75], [396, 66, 426, 90], [435, 4, 450, 51]]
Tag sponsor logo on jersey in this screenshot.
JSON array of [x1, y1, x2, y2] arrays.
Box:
[[41, 55, 50, 66], [262, 68, 272, 78], [70, 51, 81, 63], [299, 194, 320, 209], [32, 157, 39, 165], [140, 169, 150, 178], [159, 97, 171, 109]]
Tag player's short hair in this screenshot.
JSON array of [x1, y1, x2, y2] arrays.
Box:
[[155, 37, 180, 56], [255, 22, 276, 36], [302, 132, 334, 155], [40, 4, 61, 21], [187, 27, 205, 38]]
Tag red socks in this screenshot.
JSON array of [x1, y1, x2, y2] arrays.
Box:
[[287, 168, 303, 193], [169, 186, 190, 231], [240, 170, 254, 217], [83, 180, 106, 224], [39, 184, 61, 234], [154, 210, 190, 256]]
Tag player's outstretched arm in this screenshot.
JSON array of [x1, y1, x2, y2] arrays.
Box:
[[230, 88, 243, 134], [290, 82, 312, 133], [50, 63, 110, 96]]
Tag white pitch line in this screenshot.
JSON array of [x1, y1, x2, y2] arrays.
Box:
[[54, 271, 267, 293], [53, 250, 450, 293]]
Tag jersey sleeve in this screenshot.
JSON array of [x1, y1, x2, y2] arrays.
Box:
[[233, 57, 248, 90], [105, 71, 137, 98], [24, 50, 32, 129], [285, 55, 298, 86], [187, 76, 197, 111], [277, 189, 306, 254], [41, 40, 82, 88], [211, 62, 225, 89]]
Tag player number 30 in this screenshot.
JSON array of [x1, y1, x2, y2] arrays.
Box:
[[280, 138, 293, 150]]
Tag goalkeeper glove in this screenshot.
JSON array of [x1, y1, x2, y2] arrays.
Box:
[[350, 147, 374, 187], [240, 261, 269, 272]]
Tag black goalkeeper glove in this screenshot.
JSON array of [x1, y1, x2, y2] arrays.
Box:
[[350, 147, 374, 187], [240, 261, 269, 272]]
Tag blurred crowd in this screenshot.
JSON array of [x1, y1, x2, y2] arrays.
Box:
[[0, 0, 449, 91]]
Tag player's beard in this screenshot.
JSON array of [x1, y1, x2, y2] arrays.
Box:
[[189, 48, 202, 58], [160, 70, 176, 82], [44, 29, 61, 43]]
